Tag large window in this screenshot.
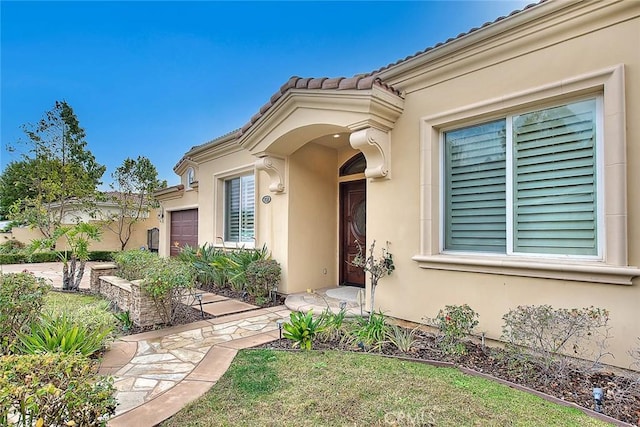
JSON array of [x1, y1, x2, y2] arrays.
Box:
[[224, 174, 255, 243], [444, 98, 599, 257]]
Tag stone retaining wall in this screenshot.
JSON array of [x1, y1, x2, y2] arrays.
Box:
[[89, 264, 164, 327]]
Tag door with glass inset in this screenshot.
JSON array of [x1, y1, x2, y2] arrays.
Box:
[[340, 180, 366, 287]]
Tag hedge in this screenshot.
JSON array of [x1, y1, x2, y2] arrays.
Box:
[[0, 251, 116, 265]]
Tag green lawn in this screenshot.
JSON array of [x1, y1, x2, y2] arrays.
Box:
[[43, 291, 119, 336], [161, 349, 612, 427]]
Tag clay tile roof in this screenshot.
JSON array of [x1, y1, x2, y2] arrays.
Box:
[[237, 74, 402, 138], [214, 1, 542, 144], [368, 0, 544, 75]]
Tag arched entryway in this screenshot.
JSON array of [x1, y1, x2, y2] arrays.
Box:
[[339, 153, 366, 287]]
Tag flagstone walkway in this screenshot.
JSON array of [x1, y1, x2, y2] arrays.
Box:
[[101, 303, 291, 427]]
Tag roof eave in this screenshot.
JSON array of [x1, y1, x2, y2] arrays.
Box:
[[377, 0, 556, 82]]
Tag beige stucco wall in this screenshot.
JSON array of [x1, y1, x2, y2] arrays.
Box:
[[285, 143, 338, 293], [366, 1, 640, 369], [157, 1, 639, 369], [7, 209, 159, 252]]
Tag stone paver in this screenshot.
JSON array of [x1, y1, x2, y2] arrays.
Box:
[[285, 286, 365, 316], [199, 299, 258, 316], [103, 305, 291, 426]]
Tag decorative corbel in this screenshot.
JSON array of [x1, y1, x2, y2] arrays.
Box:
[[349, 128, 390, 179], [255, 156, 286, 193]]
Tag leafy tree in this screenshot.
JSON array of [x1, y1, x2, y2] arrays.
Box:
[[103, 156, 167, 250], [30, 222, 102, 291], [0, 159, 39, 220], [8, 101, 105, 238]]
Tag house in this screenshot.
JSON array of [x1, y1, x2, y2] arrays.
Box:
[[155, 0, 640, 368], [8, 193, 160, 252]]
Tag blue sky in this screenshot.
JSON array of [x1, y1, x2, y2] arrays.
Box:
[[1, 1, 531, 187]]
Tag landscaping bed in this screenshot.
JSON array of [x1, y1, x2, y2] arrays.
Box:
[[260, 329, 640, 426]]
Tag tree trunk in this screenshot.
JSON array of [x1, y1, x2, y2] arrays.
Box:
[[62, 261, 71, 290], [68, 257, 78, 291], [74, 259, 86, 291], [369, 279, 378, 323]]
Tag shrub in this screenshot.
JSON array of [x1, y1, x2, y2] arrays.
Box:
[[432, 304, 479, 355], [0, 272, 49, 354], [44, 292, 117, 338], [318, 308, 347, 342], [501, 305, 611, 379], [178, 244, 228, 287], [142, 257, 196, 325], [282, 310, 326, 350], [386, 324, 420, 353], [18, 313, 112, 356], [344, 311, 389, 351], [113, 249, 159, 281], [113, 310, 134, 332], [0, 353, 116, 426], [0, 239, 24, 254], [28, 251, 63, 263], [0, 253, 27, 264], [222, 245, 270, 291], [245, 259, 281, 298], [88, 251, 115, 261]]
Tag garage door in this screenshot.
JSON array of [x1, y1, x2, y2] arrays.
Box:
[[170, 209, 198, 256]]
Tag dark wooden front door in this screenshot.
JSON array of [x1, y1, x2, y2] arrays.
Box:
[[340, 180, 366, 287]]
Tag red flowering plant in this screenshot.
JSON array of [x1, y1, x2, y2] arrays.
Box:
[[433, 304, 479, 355]]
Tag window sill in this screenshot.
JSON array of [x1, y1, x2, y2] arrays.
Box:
[[213, 242, 256, 250], [411, 254, 639, 285]]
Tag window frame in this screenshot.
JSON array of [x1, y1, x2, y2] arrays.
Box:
[[214, 166, 257, 249], [223, 174, 255, 244], [440, 96, 604, 261], [413, 65, 638, 285]]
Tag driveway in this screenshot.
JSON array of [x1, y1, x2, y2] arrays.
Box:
[[0, 261, 103, 289]]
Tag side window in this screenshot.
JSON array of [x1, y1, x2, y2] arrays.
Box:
[[224, 174, 255, 243], [186, 167, 195, 189]]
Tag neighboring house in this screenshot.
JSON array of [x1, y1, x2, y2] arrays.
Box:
[[156, 0, 640, 368], [9, 193, 160, 252]]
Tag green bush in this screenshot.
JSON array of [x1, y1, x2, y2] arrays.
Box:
[[433, 304, 479, 355], [88, 251, 115, 261], [0, 253, 27, 264], [29, 251, 62, 263], [344, 311, 389, 351], [0, 239, 24, 254], [44, 292, 118, 340], [142, 257, 196, 325], [0, 272, 49, 354], [318, 308, 348, 342], [113, 249, 159, 281], [18, 313, 112, 356], [178, 244, 229, 287], [213, 245, 270, 291], [282, 310, 326, 351], [0, 353, 116, 426], [0, 249, 113, 264], [245, 259, 281, 298]]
